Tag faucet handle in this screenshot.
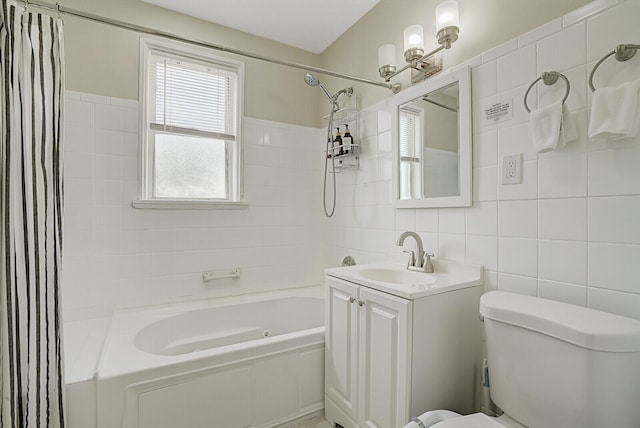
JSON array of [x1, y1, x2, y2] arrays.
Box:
[[423, 252, 435, 273], [402, 250, 416, 269]]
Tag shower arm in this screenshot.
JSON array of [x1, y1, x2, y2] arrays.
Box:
[[17, 0, 402, 94]]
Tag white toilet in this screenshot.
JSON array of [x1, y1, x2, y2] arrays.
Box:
[[408, 291, 640, 428]]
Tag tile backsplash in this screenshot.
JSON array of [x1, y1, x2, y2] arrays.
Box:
[[326, 0, 640, 320]]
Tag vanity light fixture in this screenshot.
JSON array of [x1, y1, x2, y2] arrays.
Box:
[[378, 0, 460, 86]]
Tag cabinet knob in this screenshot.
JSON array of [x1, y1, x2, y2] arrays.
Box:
[[358, 300, 365, 306], [349, 297, 356, 304]]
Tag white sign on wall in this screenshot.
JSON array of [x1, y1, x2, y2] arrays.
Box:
[[484, 98, 513, 124]]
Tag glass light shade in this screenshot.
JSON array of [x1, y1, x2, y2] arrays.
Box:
[[403, 25, 424, 52], [378, 44, 396, 68], [436, 0, 459, 31]]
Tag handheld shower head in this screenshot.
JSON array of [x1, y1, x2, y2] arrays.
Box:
[[304, 72, 320, 87], [303, 72, 334, 103]]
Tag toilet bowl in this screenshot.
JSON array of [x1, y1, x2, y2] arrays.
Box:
[[404, 291, 640, 428]]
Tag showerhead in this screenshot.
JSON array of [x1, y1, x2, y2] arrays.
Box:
[[304, 72, 320, 87], [303, 72, 333, 103]]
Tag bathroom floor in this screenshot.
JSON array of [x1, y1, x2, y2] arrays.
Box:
[[289, 415, 332, 427]]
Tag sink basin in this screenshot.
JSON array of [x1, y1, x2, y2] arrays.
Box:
[[358, 268, 436, 285], [325, 260, 483, 300]]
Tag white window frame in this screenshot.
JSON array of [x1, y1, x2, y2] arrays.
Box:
[[399, 106, 423, 200], [134, 38, 247, 209]]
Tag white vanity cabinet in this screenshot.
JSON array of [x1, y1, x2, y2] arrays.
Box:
[[325, 277, 412, 428], [324, 266, 482, 428]]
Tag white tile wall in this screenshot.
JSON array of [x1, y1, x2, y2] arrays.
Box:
[[63, 0, 640, 321], [326, 0, 640, 320], [63, 92, 325, 320]]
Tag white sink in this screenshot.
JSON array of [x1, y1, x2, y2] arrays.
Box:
[[325, 260, 483, 300], [357, 268, 436, 285]]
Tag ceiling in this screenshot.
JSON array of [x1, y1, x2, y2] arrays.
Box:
[[141, 0, 381, 54]]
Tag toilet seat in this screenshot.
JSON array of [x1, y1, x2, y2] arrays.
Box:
[[430, 413, 506, 428]]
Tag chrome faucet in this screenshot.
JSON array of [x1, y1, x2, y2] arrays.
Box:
[[397, 231, 435, 273], [397, 231, 424, 268]]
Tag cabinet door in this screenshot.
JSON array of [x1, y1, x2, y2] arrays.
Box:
[[357, 287, 412, 428], [325, 276, 360, 420]]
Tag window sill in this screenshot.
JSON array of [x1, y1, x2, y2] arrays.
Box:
[[132, 199, 249, 210]]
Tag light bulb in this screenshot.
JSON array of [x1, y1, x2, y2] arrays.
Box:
[[378, 44, 397, 79], [378, 44, 396, 69], [403, 25, 424, 52], [436, 1, 459, 32], [435, 0, 459, 47]]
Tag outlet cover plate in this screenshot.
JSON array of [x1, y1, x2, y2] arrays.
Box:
[[502, 153, 522, 185]]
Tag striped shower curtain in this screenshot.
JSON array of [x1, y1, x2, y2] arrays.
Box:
[[0, 1, 66, 427]]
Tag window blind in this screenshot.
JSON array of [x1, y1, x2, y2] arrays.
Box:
[[149, 50, 237, 140], [399, 108, 419, 162]]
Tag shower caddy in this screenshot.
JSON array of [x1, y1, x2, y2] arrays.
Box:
[[325, 97, 359, 172]]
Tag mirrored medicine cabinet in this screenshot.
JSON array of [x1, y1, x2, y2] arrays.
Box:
[[392, 66, 471, 208]]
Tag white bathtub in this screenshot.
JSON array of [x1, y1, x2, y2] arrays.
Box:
[[95, 287, 325, 428]]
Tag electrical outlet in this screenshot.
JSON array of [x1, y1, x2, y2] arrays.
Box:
[[502, 154, 522, 185]]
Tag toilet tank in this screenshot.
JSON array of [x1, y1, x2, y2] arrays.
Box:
[[480, 291, 640, 428]]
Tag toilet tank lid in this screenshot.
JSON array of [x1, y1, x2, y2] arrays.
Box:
[[480, 291, 640, 352]]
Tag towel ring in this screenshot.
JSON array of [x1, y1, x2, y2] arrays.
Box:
[[523, 71, 570, 113], [589, 43, 640, 92]]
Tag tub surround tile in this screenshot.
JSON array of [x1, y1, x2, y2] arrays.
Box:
[[537, 279, 587, 307], [498, 122, 537, 161], [497, 44, 536, 93], [537, 22, 587, 74], [498, 237, 538, 277], [498, 273, 538, 296], [589, 196, 640, 244], [473, 166, 497, 202], [538, 154, 588, 199], [588, 287, 640, 320], [498, 200, 537, 238], [588, 243, 640, 293], [94, 103, 125, 131], [438, 233, 466, 262], [415, 209, 439, 233], [466, 202, 497, 236], [439, 208, 466, 234], [472, 61, 497, 101], [64, 104, 324, 318], [538, 198, 587, 241], [395, 208, 416, 231], [473, 130, 498, 168], [588, 146, 640, 196], [466, 235, 498, 271], [538, 239, 587, 285]]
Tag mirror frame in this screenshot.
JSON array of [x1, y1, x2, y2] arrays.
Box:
[[392, 66, 472, 208]]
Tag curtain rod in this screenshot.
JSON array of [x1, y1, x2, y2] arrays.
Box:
[[17, 0, 397, 92]]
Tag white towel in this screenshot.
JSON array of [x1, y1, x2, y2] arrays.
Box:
[[588, 80, 640, 140], [530, 100, 575, 154]]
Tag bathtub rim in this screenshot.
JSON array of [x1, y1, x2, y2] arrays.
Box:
[[96, 285, 324, 380]]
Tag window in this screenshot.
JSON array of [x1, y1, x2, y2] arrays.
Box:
[[399, 107, 423, 199], [135, 39, 246, 209]]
